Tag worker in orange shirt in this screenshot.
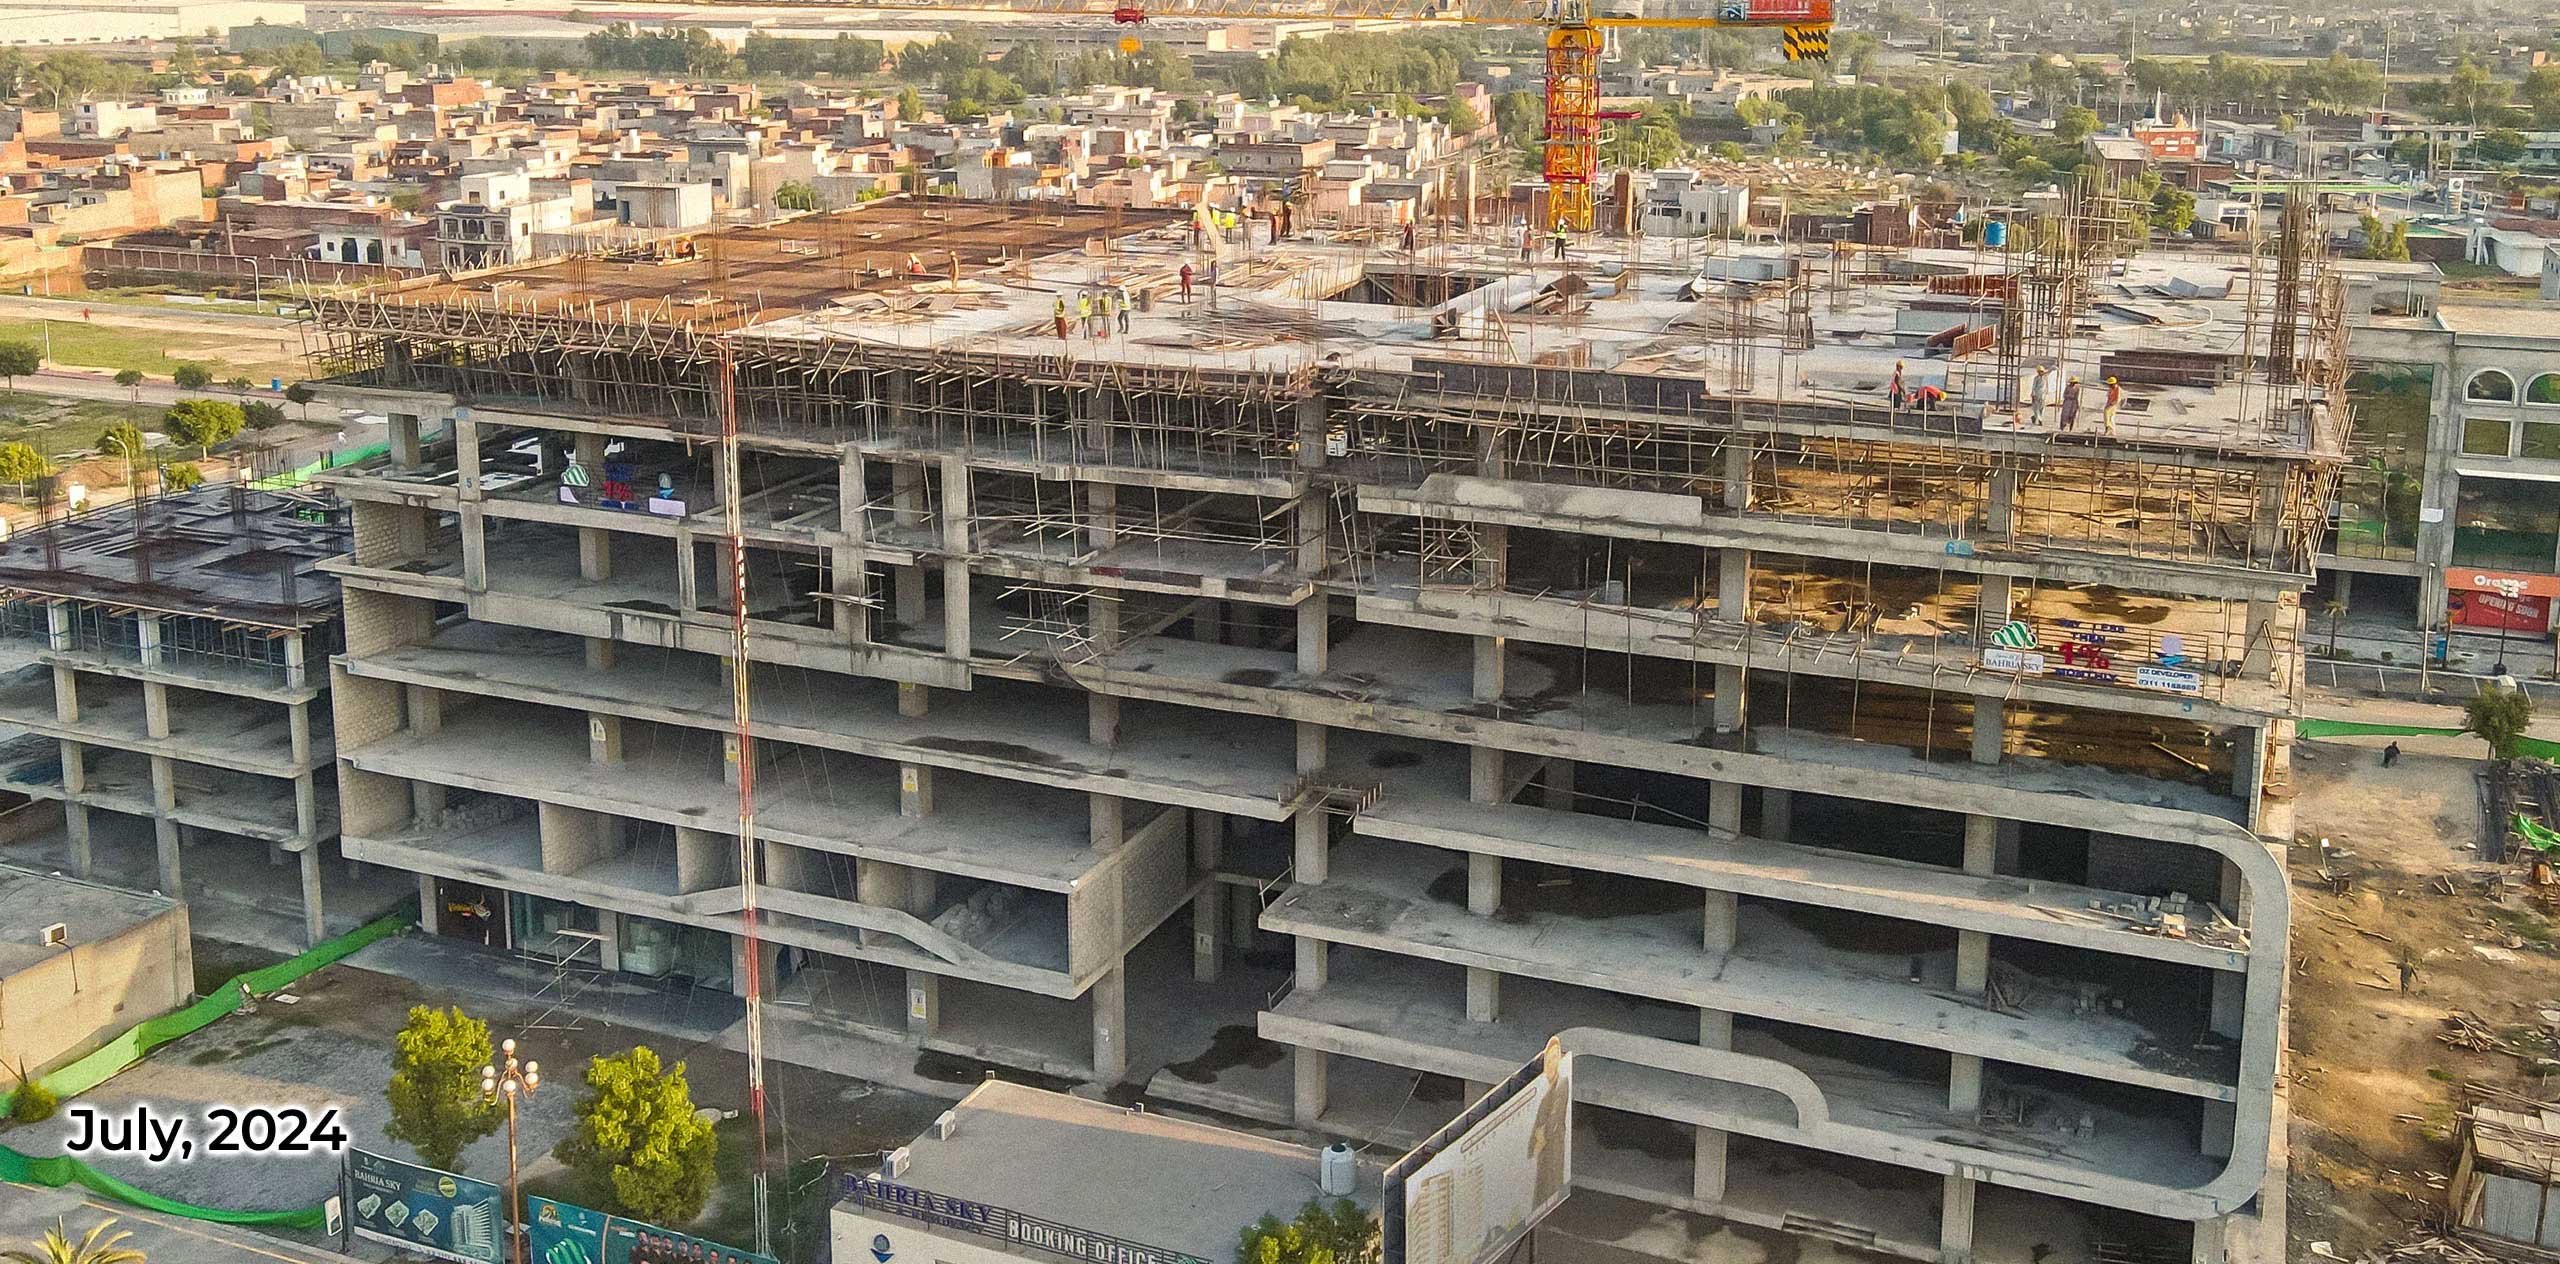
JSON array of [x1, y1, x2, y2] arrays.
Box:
[[2101, 376, 2126, 434]]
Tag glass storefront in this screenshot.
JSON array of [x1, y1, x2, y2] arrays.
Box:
[[2329, 366, 2429, 561], [2452, 476, 2560, 574]]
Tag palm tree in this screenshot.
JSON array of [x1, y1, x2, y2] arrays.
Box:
[[2324, 598, 2347, 659], [3, 1218, 146, 1264]]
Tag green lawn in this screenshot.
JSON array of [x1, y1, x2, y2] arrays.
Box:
[[0, 392, 171, 460], [0, 318, 306, 384]]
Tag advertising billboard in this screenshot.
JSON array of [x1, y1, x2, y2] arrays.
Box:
[[1382, 1039, 1574, 1264], [526, 1194, 780, 1264], [346, 1148, 503, 1264]]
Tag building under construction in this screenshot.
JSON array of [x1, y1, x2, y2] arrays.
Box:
[[0, 486, 412, 944], [306, 193, 2341, 1264]]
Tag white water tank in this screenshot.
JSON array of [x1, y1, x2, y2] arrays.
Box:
[[1319, 1142, 1356, 1196]]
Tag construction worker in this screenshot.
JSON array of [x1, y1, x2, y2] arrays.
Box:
[[2057, 376, 2084, 431], [1075, 292, 1094, 338], [1520, 224, 1536, 264], [1115, 284, 1132, 333], [1053, 296, 1070, 340], [1179, 262, 1194, 304], [1402, 221, 1417, 255], [1095, 288, 1113, 337], [2028, 363, 2053, 424], [2101, 376, 2126, 434], [1551, 224, 1569, 260], [1888, 359, 1907, 409], [906, 252, 925, 276], [1914, 381, 1947, 411]]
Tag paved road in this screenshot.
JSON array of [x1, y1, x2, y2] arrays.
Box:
[[0, 1181, 365, 1264], [17, 367, 303, 410]]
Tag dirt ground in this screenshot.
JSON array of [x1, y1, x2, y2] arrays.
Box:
[[2286, 725, 2560, 1260]]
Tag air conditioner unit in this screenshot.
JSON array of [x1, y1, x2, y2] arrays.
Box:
[[883, 1147, 912, 1180], [40, 923, 66, 949]]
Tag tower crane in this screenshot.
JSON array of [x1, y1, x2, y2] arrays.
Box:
[[658, 0, 1832, 231]]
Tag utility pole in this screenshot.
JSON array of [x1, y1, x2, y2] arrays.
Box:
[[480, 1039, 540, 1264]]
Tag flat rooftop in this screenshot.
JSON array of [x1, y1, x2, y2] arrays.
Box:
[[332, 197, 2345, 460], [0, 487, 345, 629], [0, 862, 179, 976], [841, 1079, 1380, 1264]]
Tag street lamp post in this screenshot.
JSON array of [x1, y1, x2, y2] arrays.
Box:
[[482, 1039, 540, 1264]]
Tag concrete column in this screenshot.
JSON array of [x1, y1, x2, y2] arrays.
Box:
[[1293, 1047, 1328, 1126], [64, 801, 91, 877], [389, 413, 423, 469], [50, 664, 77, 723], [1090, 792, 1124, 852], [1294, 722, 1328, 883], [137, 615, 163, 668], [1939, 1174, 1977, 1264], [1467, 967, 1501, 1023], [940, 454, 973, 659], [416, 872, 440, 935], [460, 506, 488, 593], [589, 712, 623, 765], [1693, 1128, 1729, 1204], [283, 630, 308, 693], [857, 857, 913, 948], [900, 762, 932, 817], [1230, 883, 1259, 950], [1722, 438, 1752, 510], [1192, 810, 1224, 983], [1703, 889, 1737, 953], [1970, 694, 2004, 766], [594, 909, 622, 973], [1977, 574, 2014, 631], [1961, 814, 2001, 876], [1709, 780, 1742, 833], [897, 682, 929, 718], [1985, 462, 2018, 539], [729, 936, 780, 1001], [148, 754, 180, 887], [295, 773, 319, 841], [413, 778, 448, 824], [2241, 598, 2280, 680], [57, 739, 81, 795], [893, 566, 927, 625], [41, 601, 69, 653], [298, 847, 326, 947], [907, 970, 941, 1037], [1296, 935, 1328, 992], [675, 532, 701, 613], [288, 701, 312, 766], [1296, 598, 1330, 675], [579, 526, 612, 583], [1192, 599, 1223, 644], [1760, 788, 1792, 842], [585, 636, 615, 673], [142, 681, 169, 739], [1090, 962, 1128, 1082], [407, 683, 442, 735], [1089, 691, 1120, 746]]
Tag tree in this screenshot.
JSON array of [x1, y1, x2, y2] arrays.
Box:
[[0, 442, 50, 498], [892, 85, 924, 122], [1, 1218, 144, 1264], [2359, 212, 2410, 261], [1491, 88, 1543, 145], [158, 461, 202, 492], [0, 339, 37, 393], [385, 1005, 501, 1173], [283, 381, 317, 419], [113, 368, 143, 398], [170, 362, 212, 391], [242, 401, 286, 429], [773, 181, 820, 212], [2053, 105, 2101, 146], [2466, 685, 2536, 761], [2152, 185, 2195, 235], [222, 375, 253, 392], [162, 399, 243, 457], [96, 424, 145, 473], [554, 1046, 717, 1225], [1235, 1200, 1379, 1264], [2474, 128, 2530, 165], [1445, 97, 1481, 136], [268, 41, 325, 80]]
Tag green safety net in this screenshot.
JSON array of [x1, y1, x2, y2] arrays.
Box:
[[247, 440, 391, 491], [0, 903, 413, 1227], [2295, 718, 2560, 763]]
